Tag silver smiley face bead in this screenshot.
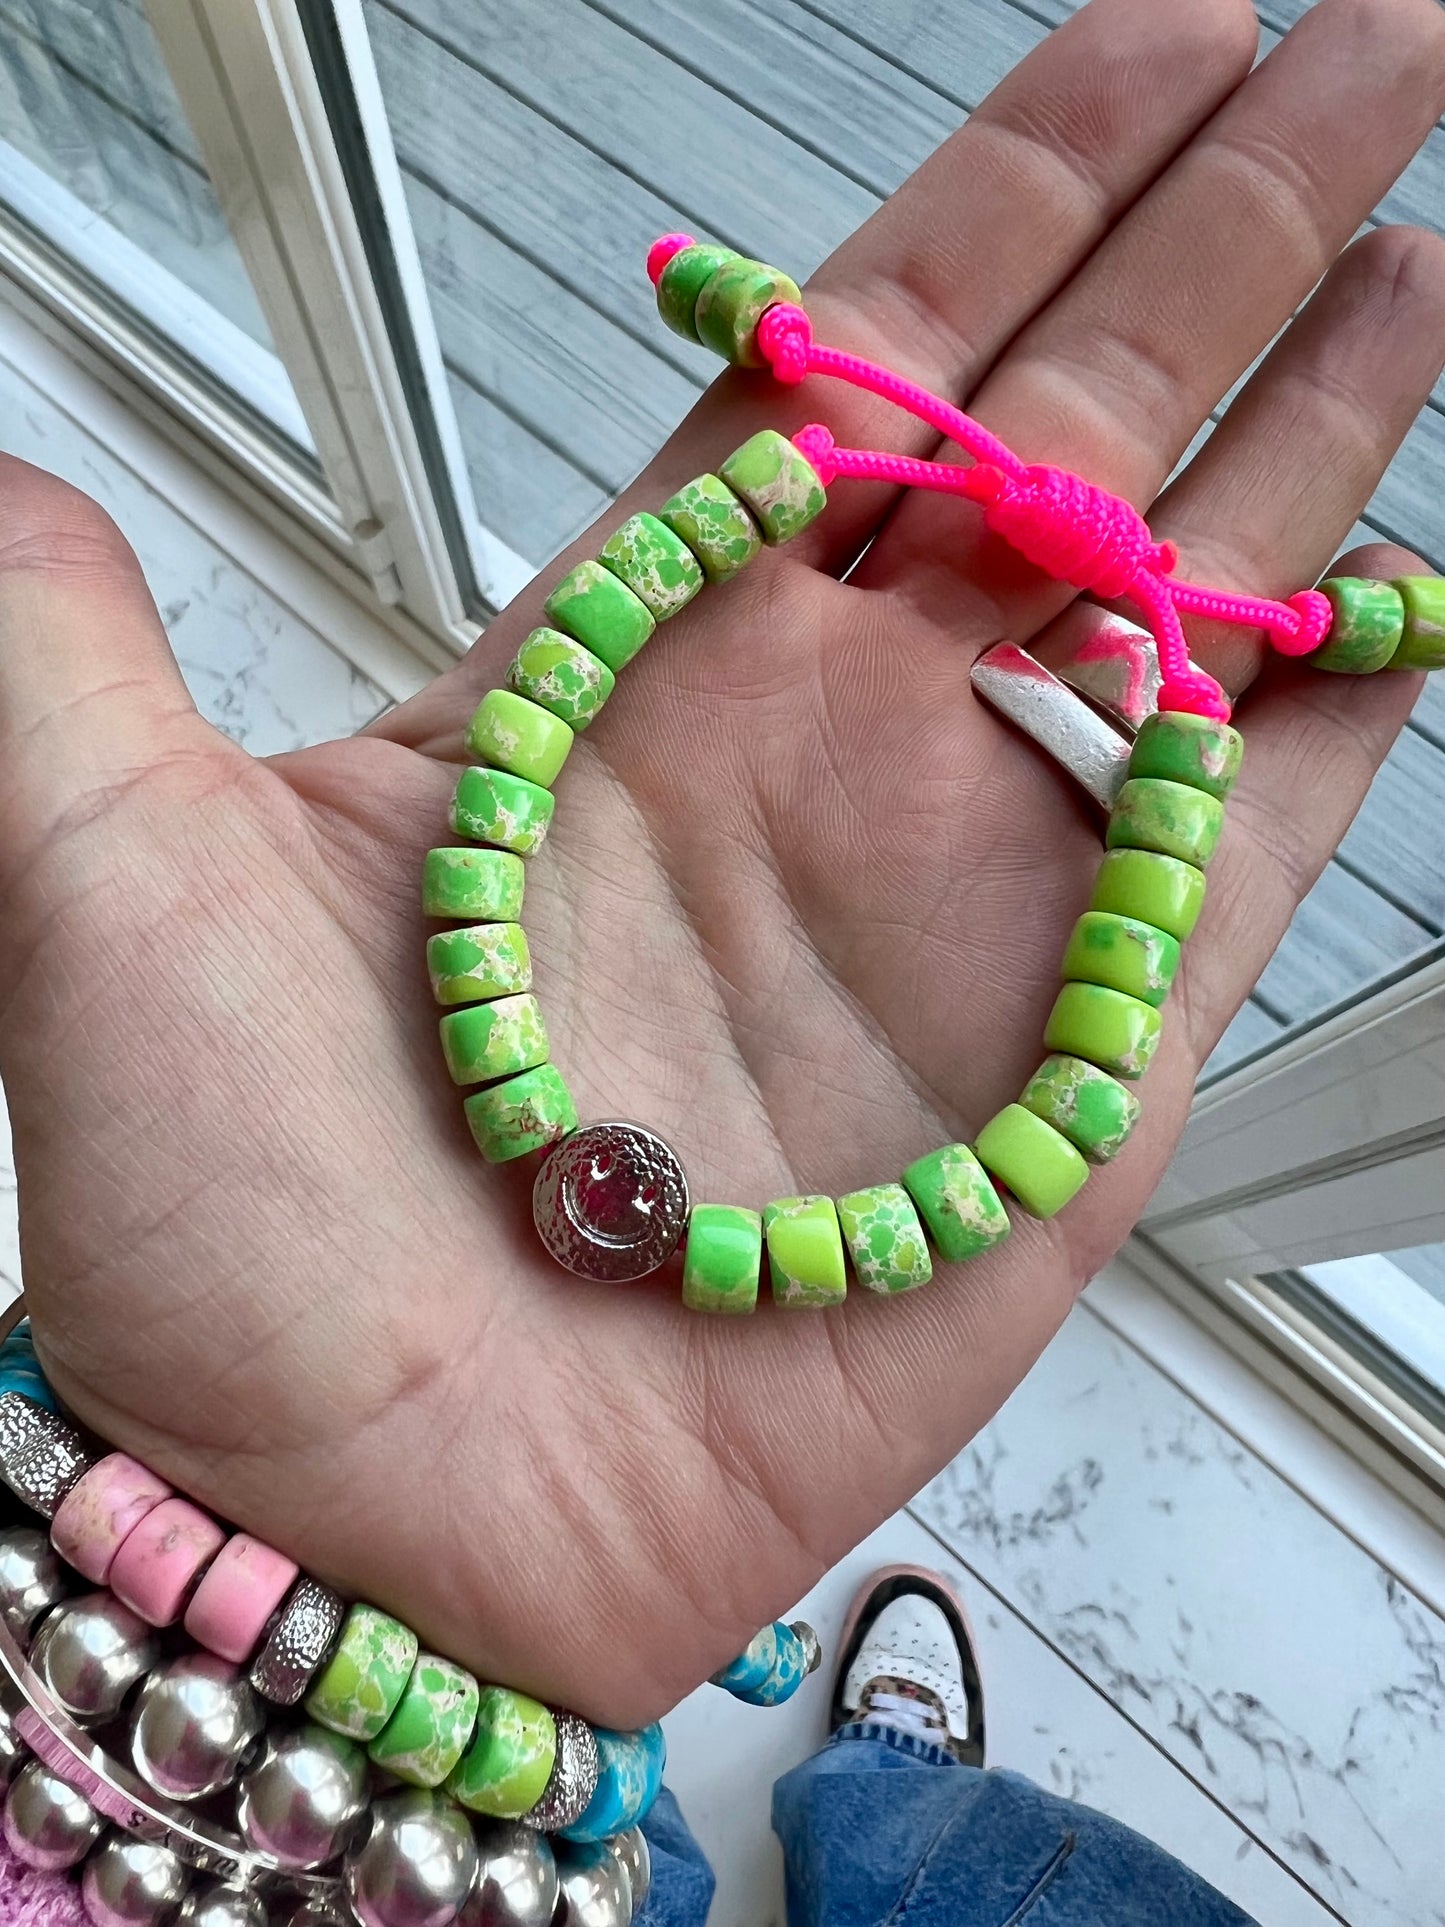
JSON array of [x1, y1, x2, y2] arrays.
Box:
[[532, 1123, 689, 1282]]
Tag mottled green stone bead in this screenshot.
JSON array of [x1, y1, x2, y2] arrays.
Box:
[[657, 243, 738, 342], [599, 512, 704, 622], [446, 1687, 556, 1819], [427, 923, 532, 1007], [450, 765, 555, 857], [836, 1183, 933, 1296], [506, 627, 614, 731], [1061, 911, 1180, 1009], [1020, 1054, 1141, 1164], [1391, 576, 1445, 671], [659, 474, 762, 583], [544, 559, 655, 672], [762, 1195, 847, 1308], [1089, 850, 1205, 942], [1314, 579, 1404, 673], [304, 1604, 418, 1742], [694, 258, 801, 368], [974, 1105, 1088, 1220], [1044, 982, 1162, 1081], [368, 1654, 480, 1788], [899, 1144, 1010, 1265], [422, 848, 525, 923], [1107, 778, 1224, 869], [681, 1205, 762, 1315], [465, 689, 573, 790], [464, 1063, 577, 1163], [718, 430, 826, 546], [1128, 712, 1242, 802], [440, 993, 548, 1087]]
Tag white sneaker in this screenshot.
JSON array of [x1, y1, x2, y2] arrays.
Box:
[[830, 1567, 985, 1766]]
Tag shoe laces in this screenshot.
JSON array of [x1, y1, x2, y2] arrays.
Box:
[[855, 1676, 951, 1746]]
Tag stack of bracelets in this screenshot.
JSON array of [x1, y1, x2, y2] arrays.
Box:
[[2, 233, 1443, 1927]]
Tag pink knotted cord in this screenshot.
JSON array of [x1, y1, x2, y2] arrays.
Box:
[[746, 294, 1332, 720]]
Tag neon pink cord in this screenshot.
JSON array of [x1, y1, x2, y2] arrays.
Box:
[[748, 296, 1333, 719]]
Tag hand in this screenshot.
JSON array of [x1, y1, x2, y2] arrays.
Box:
[[1, 0, 1443, 1728]]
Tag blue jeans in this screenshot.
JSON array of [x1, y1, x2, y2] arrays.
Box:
[[640, 1724, 1258, 1926]]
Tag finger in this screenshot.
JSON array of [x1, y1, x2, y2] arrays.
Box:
[[859, 0, 1445, 633]]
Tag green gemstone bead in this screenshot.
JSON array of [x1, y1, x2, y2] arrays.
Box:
[[598, 512, 704, 622], [1089, 849, 1205, 942], [1107, 778, 1224, 868], [507, 628, 614, 731], [368, 1654, 480, 1788], [1044, 982, 1163, 1081], [1314, 578, 1404, 673], [1391, 576, 1445, 670], [1020, 1054, 1141, 1164], [656, 243, 738, 342], [1061, 911, 1180, 1009], [836, 1183, 933, 1296], [427, 923, 532, 1006], [974, 1105, 1089, 1220], [422, 848, 525, 923], [465, 689, 573, 790], [681, 1204, 762, 1315], [1128, 712, 1242, 801], [899, 1144, 1010, 1265], [544, 559, 655, 672], [659, 474, 762, 584], [305, 1604, 418, 1742], [718, 430, 826, 546], [440, 994, 549, 1087], [464, 1063, 577, 1163], [762, 1195, 847, 1308], [694, 258, 801, 368], [450, 765, 555, 857], [446, 1687, 557, 1819]]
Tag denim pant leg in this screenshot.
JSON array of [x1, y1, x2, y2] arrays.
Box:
[[771, 1725, 1261, 1927], [637, 1787, 716, 1927]]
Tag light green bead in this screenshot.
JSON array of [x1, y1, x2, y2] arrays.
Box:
[[1061, 911, 1180, 1009], [1089, 850, 1205, 942], [681, 1205, 762, 1315], [450, 765, 555, 857], [446, 1687, 556, 1819], [427, 923, 532, 1006], [544, 559, 655, 672], [836, 1183, 933, 1296], [423, 848, 525, 923], [368, 1654, 480, 1788], [305, 1604, 418, 1742], [1128, 712, 1242, 801], [599, 512, 704, 621], [659, 474, 762, 583], [657, 243, 738, 342], [465, 689, 573, 790], [900, 1144, 1011, 1265], [1020, 1054, 1140, 1164], [1391, 576, 1445, 670], [762, 1195, 847, 1308], [694, 258, 801, 368], [1107, 778, 1224, 868], [718, 430, 826, 546], [974, 1105, 1088, 1220], [506, 628, 614, 731], [1314, 579, 1404, 673], [440, 994, 548, 1087], [1044, 982, 1163, 1081], [464, 1064, 577, 1162]]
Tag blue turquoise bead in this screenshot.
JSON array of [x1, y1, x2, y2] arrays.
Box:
[[0, 1331, 56, 1412], [710, 1622, 811, 1707], [558, 1723, 666, 1842]]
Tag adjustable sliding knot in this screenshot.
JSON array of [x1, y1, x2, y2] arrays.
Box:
[[1272, 588, 1333, 657], [757, 302, 813, 385], [792, 423, 838, 487], [967, 464, 1176, 601]]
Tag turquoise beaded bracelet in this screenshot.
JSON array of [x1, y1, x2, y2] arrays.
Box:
[[423, 238, 1445, 1308]]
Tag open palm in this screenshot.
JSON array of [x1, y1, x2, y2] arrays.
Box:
[[2, 0, 1444, 1729]]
